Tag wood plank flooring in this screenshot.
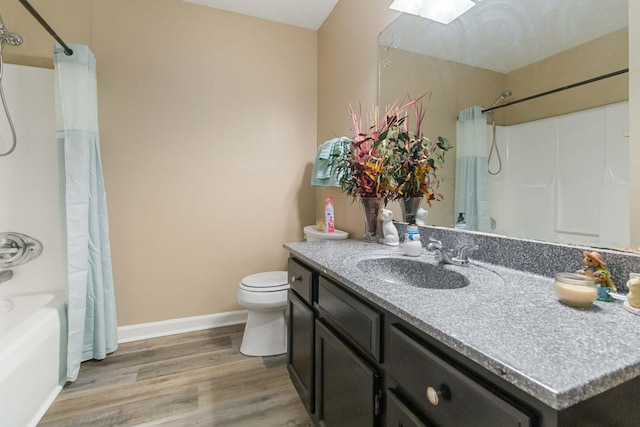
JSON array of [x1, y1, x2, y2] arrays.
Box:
[[39, 324, 313, 426]]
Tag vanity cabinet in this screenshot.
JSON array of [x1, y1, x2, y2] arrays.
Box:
[[286, 242, 640, 427], [287, 258, 316, 414], [287, 256, 532, 426], [288, 255, 640, 427]]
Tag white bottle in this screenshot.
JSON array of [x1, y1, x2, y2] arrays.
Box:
[[403, 225, 422, 256]]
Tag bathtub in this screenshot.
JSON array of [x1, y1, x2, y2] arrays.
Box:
[[0, 292, 67, 427]]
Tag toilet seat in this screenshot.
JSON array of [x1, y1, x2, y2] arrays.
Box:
[[239, 271, 289, 292]]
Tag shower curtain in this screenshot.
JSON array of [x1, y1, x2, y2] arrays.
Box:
[[54, 44, 118, 382], [455, 106, 491, 232]]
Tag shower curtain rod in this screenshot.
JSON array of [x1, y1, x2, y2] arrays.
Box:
[[18, 0, 73, 56], [482, 68, 629, 114]]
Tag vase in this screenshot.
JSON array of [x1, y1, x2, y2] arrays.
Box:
[[399, 196, 423, 223], [360, 197, 381, 242]]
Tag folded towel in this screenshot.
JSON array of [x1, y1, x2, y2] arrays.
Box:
[[311, 137, 350, 187]]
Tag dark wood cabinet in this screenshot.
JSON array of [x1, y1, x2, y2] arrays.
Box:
[[288, 289, 315, 414], [315, 320, 381, 427]]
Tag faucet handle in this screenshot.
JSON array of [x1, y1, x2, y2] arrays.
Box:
[[427, 238, 442, 251]]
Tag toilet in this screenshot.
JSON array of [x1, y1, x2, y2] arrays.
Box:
[[237, 227, 348, 357], [237, 271, 289, 356]]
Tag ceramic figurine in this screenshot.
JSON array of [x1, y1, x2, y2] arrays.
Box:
[[381, 208, 399, 246], [626, 273, 640, 308], [415, 208, 428, 226], [577, 251, 616, 301]]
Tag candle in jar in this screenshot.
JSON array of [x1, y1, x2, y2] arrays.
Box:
[[554, 273, 597, 307]]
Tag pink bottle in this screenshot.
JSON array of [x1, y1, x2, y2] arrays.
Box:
[[324, 197, 335, 233]]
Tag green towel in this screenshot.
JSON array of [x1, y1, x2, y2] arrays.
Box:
[[311, 137, 350, 187]]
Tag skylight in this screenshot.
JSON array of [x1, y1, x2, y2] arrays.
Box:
[[389, 0, 476, 25]]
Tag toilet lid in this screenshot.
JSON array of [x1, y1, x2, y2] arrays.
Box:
[[240, 271, 289, 292]]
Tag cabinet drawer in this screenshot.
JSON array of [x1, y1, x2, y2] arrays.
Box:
[[317, 276, 381, 361], [388, 325, 532, 427], [288, 258, 314, 304]]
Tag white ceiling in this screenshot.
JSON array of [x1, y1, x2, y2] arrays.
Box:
[[181, 0, 340, 30], [380, 0, 628, 73]]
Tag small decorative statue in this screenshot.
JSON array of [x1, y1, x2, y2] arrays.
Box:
[[415, 208, 428, 226], [381, 208, 399, 246], [577, 251, 616, 301], [626, 273, 640, 309]]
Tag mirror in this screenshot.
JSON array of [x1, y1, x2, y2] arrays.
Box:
[[379, 0, 630, 251]]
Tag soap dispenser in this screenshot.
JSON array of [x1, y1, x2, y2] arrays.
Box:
[[455, 213, 467, 230], [403, 224, 422, 256]]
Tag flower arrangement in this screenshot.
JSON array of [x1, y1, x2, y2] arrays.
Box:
[[332, 93, 451, 206], [332, 103, 398, 201], [388, 93, 452, 206]]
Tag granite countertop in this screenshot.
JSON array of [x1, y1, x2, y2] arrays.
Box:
[[284, 239, 640, 411]]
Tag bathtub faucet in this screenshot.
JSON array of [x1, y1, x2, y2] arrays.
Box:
[[0, 269, 13, 284]]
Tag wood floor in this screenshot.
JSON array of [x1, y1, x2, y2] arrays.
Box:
[[39, 324, 313, 426]]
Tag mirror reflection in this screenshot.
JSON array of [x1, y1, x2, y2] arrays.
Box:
[[379, 0, 630, 251]]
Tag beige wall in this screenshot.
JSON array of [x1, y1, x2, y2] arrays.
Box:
[[91, 0, 317, 325], [316, 0, 399, 237]]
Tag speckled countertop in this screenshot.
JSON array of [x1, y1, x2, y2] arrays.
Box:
[[284, 239, 640, 411]]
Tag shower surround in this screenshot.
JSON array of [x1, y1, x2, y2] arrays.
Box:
[[489, 101, 629, 249], [0, 63, 67, 426]]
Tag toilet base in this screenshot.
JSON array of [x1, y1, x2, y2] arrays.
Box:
[[240, 309, 287, 356]]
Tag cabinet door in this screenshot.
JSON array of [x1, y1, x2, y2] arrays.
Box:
[[287, 290, 315, 414], [315, 320, 380, 427], [387, 389, 431, 427]]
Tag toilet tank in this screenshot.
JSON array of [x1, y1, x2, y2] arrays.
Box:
[[304, 225, 349, 242]]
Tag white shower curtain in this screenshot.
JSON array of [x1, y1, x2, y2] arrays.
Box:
[[54, 44, 118, 382], [455, 106, 491, 232]]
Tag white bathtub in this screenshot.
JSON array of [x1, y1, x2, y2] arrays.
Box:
[[0, 292, 67, 427]]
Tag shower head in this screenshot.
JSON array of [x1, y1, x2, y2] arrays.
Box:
[[491, 90, 512, 107], [0, 14, 23, 47]]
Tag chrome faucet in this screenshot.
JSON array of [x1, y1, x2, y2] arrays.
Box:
[[454, 244, 479, 266], [0, 269, 13, 284], [427, 238, 478, 266]]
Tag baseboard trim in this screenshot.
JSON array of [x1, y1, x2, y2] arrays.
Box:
[[117, 309, 248, 343]]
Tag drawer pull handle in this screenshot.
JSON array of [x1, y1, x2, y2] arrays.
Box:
[[426, 385, 449, 406], [291, 275, 301, 283]]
